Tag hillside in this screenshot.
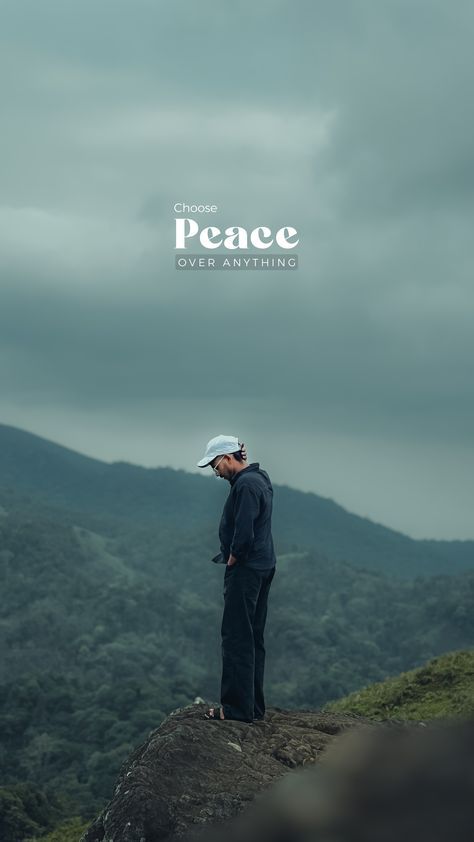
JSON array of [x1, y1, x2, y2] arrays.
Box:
[[324, 649, 474, 720], [0, 422, 473, 578], [1, 421, 474, 834], [1, 496, 474, 819]]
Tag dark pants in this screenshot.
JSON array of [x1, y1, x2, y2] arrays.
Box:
[[220, 564, 275, 722]]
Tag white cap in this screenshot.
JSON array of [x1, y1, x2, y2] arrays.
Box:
[[197, 434, 240, 467]]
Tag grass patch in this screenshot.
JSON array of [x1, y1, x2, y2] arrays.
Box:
[[323, 649, 474, 720]]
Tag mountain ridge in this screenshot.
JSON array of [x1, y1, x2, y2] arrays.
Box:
[[0, 421, 473, 577]]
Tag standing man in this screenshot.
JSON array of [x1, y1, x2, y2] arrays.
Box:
[[197, 435, 276, 723]]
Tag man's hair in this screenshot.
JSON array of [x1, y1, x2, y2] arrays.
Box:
[[232, 449, 245, 462]]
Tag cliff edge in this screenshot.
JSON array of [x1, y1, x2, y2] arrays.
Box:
[[80, 704, 370, 842]]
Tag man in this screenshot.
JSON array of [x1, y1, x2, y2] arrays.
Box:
[[197, 434, 277, 723]]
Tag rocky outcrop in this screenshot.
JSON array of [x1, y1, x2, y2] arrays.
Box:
[[80, 704, 371, 842]]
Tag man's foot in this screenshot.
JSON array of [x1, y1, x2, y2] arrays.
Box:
[[205, 706, 225, 721]]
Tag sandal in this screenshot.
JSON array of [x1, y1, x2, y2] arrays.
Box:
[[204, 706, 225, 721]]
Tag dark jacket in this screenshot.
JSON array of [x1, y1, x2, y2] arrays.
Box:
[[219, 462, 276, 570]]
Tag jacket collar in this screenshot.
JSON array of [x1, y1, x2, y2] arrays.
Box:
[[230, 462, 260, 486]]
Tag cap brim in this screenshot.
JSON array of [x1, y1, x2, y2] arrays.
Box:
[[197, 458, 212, 467]]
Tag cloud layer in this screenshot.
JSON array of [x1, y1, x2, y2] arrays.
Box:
[[1, 0, 473, 538]]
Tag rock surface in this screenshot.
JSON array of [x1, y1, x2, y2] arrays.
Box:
[[80, 704, 372, 842]]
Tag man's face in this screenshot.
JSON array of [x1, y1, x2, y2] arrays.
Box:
[[210, 453, 233, 480]]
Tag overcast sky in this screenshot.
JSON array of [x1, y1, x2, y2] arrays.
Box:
[[1, 0, 473, 540]]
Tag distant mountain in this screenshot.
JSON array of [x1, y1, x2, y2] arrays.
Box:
[[0, 422, 473, 577]]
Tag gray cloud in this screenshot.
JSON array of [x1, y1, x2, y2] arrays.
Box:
[[0, 0, 473, 539]]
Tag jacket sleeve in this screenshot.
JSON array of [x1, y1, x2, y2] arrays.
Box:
[[230, 483, 261, 561]]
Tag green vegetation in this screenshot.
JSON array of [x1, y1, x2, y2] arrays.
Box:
[[0, 423, 473, 837], [1, 495, 473, 828], [0, 783, 77, 842], [324, 649, 474, 720], [29, 817, 89, 842]]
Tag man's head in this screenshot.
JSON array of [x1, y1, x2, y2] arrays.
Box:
[[197, 434, 247, 481], [209, 449, 246, 481]]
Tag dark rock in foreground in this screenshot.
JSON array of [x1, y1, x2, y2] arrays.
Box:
[[80, 704, 371, 842], [197, 718, 474, 842]]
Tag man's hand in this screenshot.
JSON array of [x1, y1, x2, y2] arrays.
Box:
[[227, 554, 238, 566], [240, 441, 248, 461]]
